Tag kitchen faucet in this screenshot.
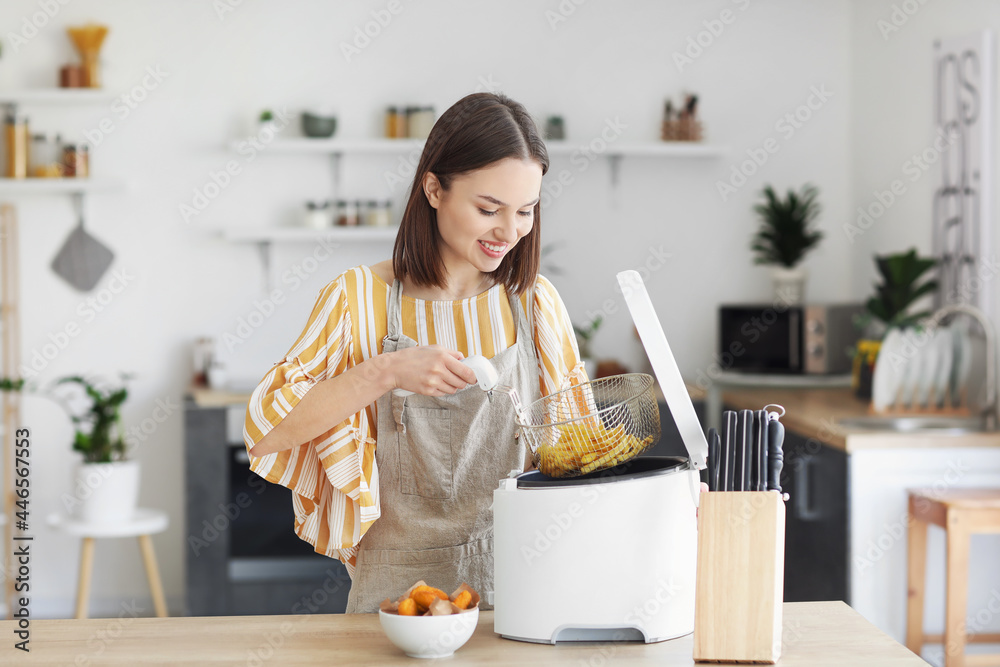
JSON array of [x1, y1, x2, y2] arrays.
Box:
[[927, 303, 998, 430]]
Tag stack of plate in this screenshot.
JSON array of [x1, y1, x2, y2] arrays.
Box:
[[871, 322, 973, 412]]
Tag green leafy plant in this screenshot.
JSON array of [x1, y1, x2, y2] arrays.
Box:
[[55, 375, 131, 463], [864, 248, 938, 331], [573, 315, 603, 360], [0, 377, 24, 392], [259, 109, 274, 123], [751, 184, 824, 268]]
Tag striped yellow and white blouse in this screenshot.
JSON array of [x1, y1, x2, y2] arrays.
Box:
[[243, 265, 584, 577]]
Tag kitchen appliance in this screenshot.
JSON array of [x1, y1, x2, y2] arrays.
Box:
[[493, 270, 708, 644], [718, 303, 863, 374]]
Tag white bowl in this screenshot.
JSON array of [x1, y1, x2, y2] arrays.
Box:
[[378, 607, 479, 659]]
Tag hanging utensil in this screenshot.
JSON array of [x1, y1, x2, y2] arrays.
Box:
[[51, 194, 114, 292]]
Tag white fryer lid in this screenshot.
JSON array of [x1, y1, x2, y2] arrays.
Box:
[[617, 270, 708, 470]]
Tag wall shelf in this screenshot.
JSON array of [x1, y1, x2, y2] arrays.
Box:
[[220, 225, 397, 291], [234, 137, 728, 158], [0, 177, 123, 195], [234, 137, 727, 192], [0, 89, 116, 110], [223, 225, 398, 243]]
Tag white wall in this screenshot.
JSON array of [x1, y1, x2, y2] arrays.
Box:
[[0, 0, 855, 617], [850, 0, 1000, 322]]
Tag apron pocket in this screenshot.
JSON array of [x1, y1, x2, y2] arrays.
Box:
[[399, 406, 453, 499]]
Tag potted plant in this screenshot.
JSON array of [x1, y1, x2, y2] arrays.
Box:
[[750, 184, 824, 304], [574, 315, 603, 379], [852, 248, 938, 398], [54, 375, 140, 523], [258, 109, 281, 138]]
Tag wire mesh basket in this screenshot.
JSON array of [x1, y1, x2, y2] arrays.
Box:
[[516, 373, 661, 478]]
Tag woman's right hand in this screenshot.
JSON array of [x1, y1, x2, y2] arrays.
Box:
[[387, 345, 479, 396]]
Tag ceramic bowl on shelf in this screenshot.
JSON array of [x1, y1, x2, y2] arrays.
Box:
[[301, 111, 337, 138], [378, 607, 478, 659]]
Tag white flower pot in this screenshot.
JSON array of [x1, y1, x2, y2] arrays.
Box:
[[771, 266, 808, 305], [583, 358, 597, 380], [72, 460, 140, 523]]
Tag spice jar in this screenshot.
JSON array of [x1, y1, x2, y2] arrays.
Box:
[[408, 107, 435, 139], [61, 144, 80, 177], [370, 201, 392, 227], [30, 133, 62, 177], [385, 107, 399, 138], [5, 112, 30, 179], [304, 201, 331, 229]]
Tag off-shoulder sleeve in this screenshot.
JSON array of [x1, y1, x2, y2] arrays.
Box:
[[243, 277, 378, 576], [529, 275, 589, 397]]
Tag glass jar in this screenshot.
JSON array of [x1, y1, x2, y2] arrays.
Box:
[[5, 112, 30, 179], [30, 133, 62, 177], [408, 107, 435, 139], [304, 201, 330, 229], [61, 144, 81, 177], [371, 200, 392, 227]]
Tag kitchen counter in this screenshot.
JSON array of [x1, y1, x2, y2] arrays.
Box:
[[6, 603, 924, 665], [694, 384, 1000, 452]]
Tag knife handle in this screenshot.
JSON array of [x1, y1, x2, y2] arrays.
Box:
[[706, 428, 719, 491], [766, 418, 785, 492], [754, 409, 768, 491], [722, 411, 737, 492]]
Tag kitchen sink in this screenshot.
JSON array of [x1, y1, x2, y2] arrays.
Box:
[[836, 415, 990, 434]]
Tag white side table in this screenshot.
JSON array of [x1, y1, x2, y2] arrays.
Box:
[[47, 509, 169, 619]]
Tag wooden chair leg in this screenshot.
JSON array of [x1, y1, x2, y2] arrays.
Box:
[[906, 514, 928, 655], [944, 511, 969, 667], [138, 534, 168, 617], [75, 537, 94, 620]]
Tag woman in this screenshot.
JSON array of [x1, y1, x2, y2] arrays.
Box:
[[243, 92, 585, 613]]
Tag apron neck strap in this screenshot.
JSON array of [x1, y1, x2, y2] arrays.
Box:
[[387, 278, 405, 340]]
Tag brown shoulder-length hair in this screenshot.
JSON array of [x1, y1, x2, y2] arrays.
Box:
[[392, 92, 549, 296]]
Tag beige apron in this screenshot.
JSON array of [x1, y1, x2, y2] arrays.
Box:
[[344, 278, 539, 613]]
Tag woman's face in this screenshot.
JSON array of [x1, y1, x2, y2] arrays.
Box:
[[425, 157, 543, 277]]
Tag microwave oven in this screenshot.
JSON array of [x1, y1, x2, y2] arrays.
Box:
[[718, 303, 864, 374]]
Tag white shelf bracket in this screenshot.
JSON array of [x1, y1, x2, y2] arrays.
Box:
[[330, 153, 342, 199], [609, 154, 623, 208], [256, 240, 274, 293]]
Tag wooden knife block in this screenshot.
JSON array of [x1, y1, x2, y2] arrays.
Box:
[[693, 491, 785, 664]]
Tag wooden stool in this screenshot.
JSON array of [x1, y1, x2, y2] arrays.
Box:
[[48, 509, 169, 619], [906, 489, 1000, 667]]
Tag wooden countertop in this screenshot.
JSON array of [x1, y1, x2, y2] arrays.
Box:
[[713, 386, 1000, 453], [6, 603, 923, 665]]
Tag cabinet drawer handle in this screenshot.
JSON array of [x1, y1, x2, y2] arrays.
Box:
[[793, 454, 822, 521]]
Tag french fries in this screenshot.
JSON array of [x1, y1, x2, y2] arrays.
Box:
[[380, 581, 481, 616], [535, 421, 655, 478]]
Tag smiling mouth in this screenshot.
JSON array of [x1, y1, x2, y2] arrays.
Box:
[[478, 240, 507, 257]]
